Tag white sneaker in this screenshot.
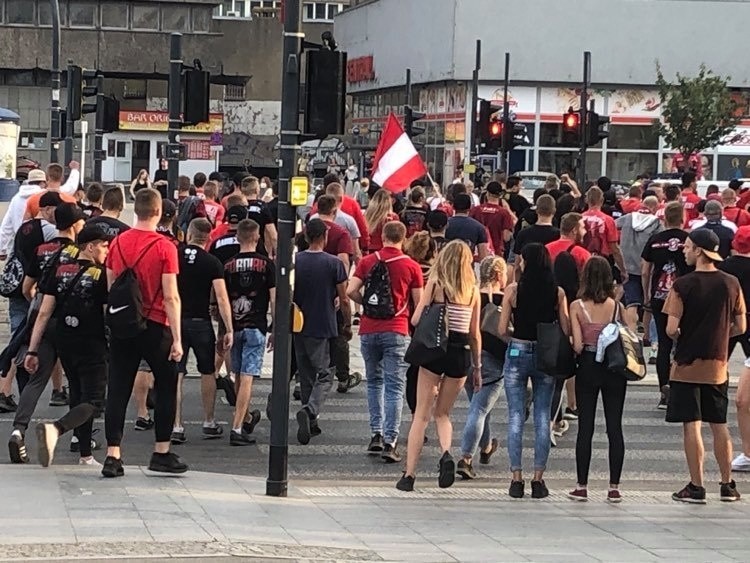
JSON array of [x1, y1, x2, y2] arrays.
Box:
[[35, 423, 59, 468], [731, 453, 750, 472], [79, 457, 102, 467]]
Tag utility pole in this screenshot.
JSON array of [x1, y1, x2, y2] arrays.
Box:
[[578, 51, 591, 189], [405, 68, 412, 107], [64, 61, 75, 167], [50, 0, 62, 164], [93, 74, 104, 182], [501, 52, 510, 175], [167, 33, 183, 200], [469, 40, 481, 158], [266, 0, 301, 498]]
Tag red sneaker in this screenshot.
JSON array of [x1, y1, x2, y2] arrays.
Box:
[[608, 489, 622, 503], [568, 488, 588, 502]]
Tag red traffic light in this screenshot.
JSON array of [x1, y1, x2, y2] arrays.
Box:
[[490, 120, 502, 137], [564, 111, 579, 130]]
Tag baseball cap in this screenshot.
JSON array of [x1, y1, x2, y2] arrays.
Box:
[[305, 218, 328, 240], [28, 169, 47, 184], [453, 193, 471, 212], [729, 179, 744, 191], [54, 202, 86, 231], [704, 200, 723, 219], [486, 181, 503, 196], [733, 225, 750, 254], [77, 224, 115, 245], [227, 205, 248, 223], [39, 191, 63, 208], [161, 199, 177, 219], [426, 210, 449, 231], [689, 228, 723, 262]]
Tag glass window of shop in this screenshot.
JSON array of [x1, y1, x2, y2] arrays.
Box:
[[538, 150, 602, 181], [607, 124, 659, 150], [606, 153, 658, 181], [717, 155, 750, 181]]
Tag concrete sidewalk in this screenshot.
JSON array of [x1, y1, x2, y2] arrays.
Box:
[[1, 466, 749, 562]]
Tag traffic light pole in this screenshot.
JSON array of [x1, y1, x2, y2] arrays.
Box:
[[64, 61, 75, 167], [578, 51, 591, 189], [50, 0, 62, 163], [93, 74, 104, 183], [267, 0, 300, 498], [469, 40, 481, 158], [168, 33, 183, 199], [502, 52, 510, 175], [405, 68, 412, 107]]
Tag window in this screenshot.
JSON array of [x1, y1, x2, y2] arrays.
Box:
[[101, 3, 129, 29], [304, 2, 343, 21], [215, 0, 246, 17], [607, 124, 659, 150], [224, 84, 246, 101], [7, 0, 35, 24], [539, 150, 602, 180], [132, 3, 159, 30], [122, 79, 147, 100], [19, 132, 48, 150], [162, 5, 189, 31], [192, 7, 212, 32], [68, 1, 97, 27], [327, 2, 342, 19], [606, 153, 658, 181], [250, 0, 280, 15]]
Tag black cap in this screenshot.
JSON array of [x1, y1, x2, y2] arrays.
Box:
[[688, 228, 723, 262], [227, 205, 248, 223], [54, 203, 86, 231], [729, 179, 744, 191], [39, 191, 63, 208], [233, 171, 248, 187], [486, 181, 503, 196], [161, 199, 177, 219], [427, 210, 449, 231], [597, 176, 612, 192], [306, 218, 328, 241], [453, 193, 471, 212], [77, 224, 115, 245]]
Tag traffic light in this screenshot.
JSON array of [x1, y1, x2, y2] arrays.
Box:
[[586, 111, 610, 146], [477, 99, 502, 146], [562, 107, 581, 147], [404, 105, 426, 139], [501, 116, 529, 153], [488, 117, 503, 152], [101, 96, 120, 133], [304, 49, 347, 138], [183, 66, 210, 126]]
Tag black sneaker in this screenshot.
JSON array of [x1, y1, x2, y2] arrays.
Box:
[[296, 409, 311, 445], [509, 480, 525, 499], [230, 429, 257, 446], [531, 480, 549, 499], [657, 396, 668, 410], [381, 443, 401, 463], [242, 410, 262, 435], [720, 480, 741, 502], [367, 433, 384, 455], [293, 384, 301, 401], [479, 438, 499, 465], [456, 459, 477, 480], [49, 389, 68, 407], [438, 451, 456, 489], [337, 372, 363, 393], [310, 422, 322, 437], [148, 451, 188, 474], [8, 430, 29, 464], [170, 430, 186, 445], [135, 417, 154, 431], [563, 408, 579, 421], [216, 376, 236, 407], [101, 456, 124, 478], [672, 482, 707, 504], [0, 393, 17, 413], [202, 424, 224, 439], [396, 473, 415, 492]]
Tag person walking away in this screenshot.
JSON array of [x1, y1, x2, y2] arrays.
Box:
[[102, 188, 187, 478], [400, 187, 429, 238], [721, 188, 750, 228], [242, 176, 278, 259], [0, 169, 49, 259], [680, 172, 703, 227], [311, 187, 362, 266], [690, 201, 735, 259], [79, 183, 104, 218], [86, 187, 130, 237], [568, 257, 634, 503], [292, 220, 351, 444], [582, 187, 627, 284], [223, 219, 275, 445], [26, 225, 113, 467], [427, 210, 450, 253], [445, 194, 490, 260], [498, 243, 570, 499], [209, 205, 248, 264], [641, 202, 691, 410], [348, 222, 423, 463], [513, 195, 560, 255], [202, 181, 226, 228], [171, 218, 234, 444], [365, 189, 399, 253], [176, 175, 207, 236], [664, 228, 746, 503], [396, 241, 481, 492], [469, 181, 515, 258], [457, 256, 508, 480]]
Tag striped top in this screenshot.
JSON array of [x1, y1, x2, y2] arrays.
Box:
[[446, 302, 472, 334]]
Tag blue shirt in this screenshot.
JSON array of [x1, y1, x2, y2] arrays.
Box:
[[294, 250, 347, 338]]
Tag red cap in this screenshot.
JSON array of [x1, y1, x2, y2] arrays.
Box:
[[733, 225, 750, 254]]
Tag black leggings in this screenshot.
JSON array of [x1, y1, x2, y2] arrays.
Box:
[[575, 352, 627, 486], [105, 321, 178, 446], [652, 302, 673, 390]]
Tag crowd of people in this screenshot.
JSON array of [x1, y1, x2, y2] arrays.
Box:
[[0, 162, 749, 505]]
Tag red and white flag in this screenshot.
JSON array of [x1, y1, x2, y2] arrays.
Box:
[[371, 113, 428, 193]]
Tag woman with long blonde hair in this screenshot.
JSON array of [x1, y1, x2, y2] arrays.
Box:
[[397, 241, 482, 492], [365, 189, 398, 252]]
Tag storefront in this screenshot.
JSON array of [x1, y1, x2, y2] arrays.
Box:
[[102, 111, 223, 183]]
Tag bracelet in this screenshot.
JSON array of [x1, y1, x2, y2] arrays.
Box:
[[25, 351, 38, 357]]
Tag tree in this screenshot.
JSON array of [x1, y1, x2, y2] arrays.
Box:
[[655, 63, 740, 164]]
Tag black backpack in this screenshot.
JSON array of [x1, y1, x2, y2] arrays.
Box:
[[177, 196, 206, 234], [362, 252, 408, 320], [106, 239, 160, 339], [553, 243, 581, 305]]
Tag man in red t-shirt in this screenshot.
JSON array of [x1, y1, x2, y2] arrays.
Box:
[[583, 187, 627, 282], [103, 188, 187, 478], [680, 171, 702, 227], [469, 181, 515, 256], [310, 174, 370, 251], [620, 185, 643, 215], [546, 212, 592, 272], [721, 188, 750, 228], [202, 180, 225, 227], [307, 195, 354, 271], [347, 221, 424, 460]]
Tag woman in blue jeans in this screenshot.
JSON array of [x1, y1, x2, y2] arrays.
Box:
[[457, 256, 507, 479], [499, 243, 570, 499]]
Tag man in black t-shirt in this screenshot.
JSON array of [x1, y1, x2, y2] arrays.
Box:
[[209, 205, 247, 264], [85, 186, 130, 238], [242, 176, 278, 259], [503, 176, 531, 218], [171, 219, 235, 444], [224, 219, 276, 446], [25, 225, 112, 467], [513, 194, 560, 255]]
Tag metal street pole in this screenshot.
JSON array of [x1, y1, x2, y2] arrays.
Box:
[[578, 51, 591, 189], [502, 52, 510, 176], [469, 40, 481, 158], [93, 74, 104, 182], [50, 0, 61, 163], [64, 61, 75, 166], [168, 33, 183, 200], [405, 68, 412, 108], [267, 0, 301, 498]]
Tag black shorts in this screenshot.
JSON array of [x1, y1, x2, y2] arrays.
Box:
[[421, 332, 471, 379], [177, 318, 216, 375], [666, 380, 729, 424]]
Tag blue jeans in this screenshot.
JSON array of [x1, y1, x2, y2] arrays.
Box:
[[360, 332, 408, 445], [503, 340, 556, 472], [8, 295, 29, 334], [461, 351, 504, 458]]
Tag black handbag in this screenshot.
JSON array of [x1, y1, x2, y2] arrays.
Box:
[[536, 320, 576, 380], [603, 303, 647, 381], [404, 303, 449, 366]]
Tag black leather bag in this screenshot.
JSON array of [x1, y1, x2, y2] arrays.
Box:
[[404, 303, 449, 366], [603, 304, 647, 381], [535, 320, 576, 380]]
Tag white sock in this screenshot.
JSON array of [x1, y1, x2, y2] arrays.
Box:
[[232, 427, 242, 433], [173, 426, 184, 433]]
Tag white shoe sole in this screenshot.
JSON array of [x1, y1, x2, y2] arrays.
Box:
[[731, 465, 750, 472], [35, 423, 58, 468]]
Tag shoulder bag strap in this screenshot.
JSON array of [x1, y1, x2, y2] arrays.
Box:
[[579, 301, 593, 323]]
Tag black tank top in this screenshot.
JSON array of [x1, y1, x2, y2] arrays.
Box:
[[512, 287, 557, 341]]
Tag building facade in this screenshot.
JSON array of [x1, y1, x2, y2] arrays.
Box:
[[0, 0, 348, 182], [337, 0, 750, 184]]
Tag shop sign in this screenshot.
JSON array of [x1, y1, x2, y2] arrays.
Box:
[[118, 111, 223, 133], [347, 56, 375, 84]]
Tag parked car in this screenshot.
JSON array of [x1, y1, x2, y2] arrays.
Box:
[[16, 155, 41, 181]]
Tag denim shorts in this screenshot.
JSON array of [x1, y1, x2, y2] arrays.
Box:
[[231, 327, 266, 377], [622, 274, 643, 307]]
